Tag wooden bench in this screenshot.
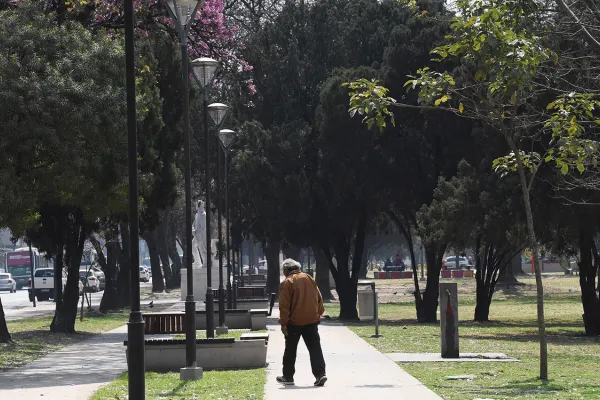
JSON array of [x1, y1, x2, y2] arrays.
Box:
[[238, 286, 267, 298], [143, 312, 185, 334]]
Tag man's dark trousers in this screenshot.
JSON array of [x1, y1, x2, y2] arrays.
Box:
[[283, 322, 326, 379]]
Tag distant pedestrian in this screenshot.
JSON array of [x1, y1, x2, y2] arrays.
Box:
[[277, 258, 327, 387]]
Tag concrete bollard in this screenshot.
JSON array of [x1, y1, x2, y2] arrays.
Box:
[[440, 282, 459, 358]]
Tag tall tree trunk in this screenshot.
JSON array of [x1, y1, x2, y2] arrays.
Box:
[[0, 298, 12, 343], [54, 239, 64, 310], [99, 241, 120, 313], [142, 230, 165, 292], [337, 272, 357, 319], [265, 237, 281, 297], [330, 255, 358, 320], [116, 223, 131, 308], [579, 228, 600, 336], [420, 243, 446, 322], [510, 137, 548, 380], [52, 210, 65, 310], [156, 220, 175, 290], [474, 238, 489, 321], [313, 244, 333, 301], [51, 213, 87, 333], [498, 252, 522, 283], [324, 206, 367, 321], [359, 245, 369, 279], [390, 211, 424, 321], [167, 218, 182, 287]]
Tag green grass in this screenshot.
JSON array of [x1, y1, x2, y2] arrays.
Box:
[[0, 311, 128, 371], [326, 276, 600, 399], [173, 329, 267, 340], [91, 370, 266, 400]]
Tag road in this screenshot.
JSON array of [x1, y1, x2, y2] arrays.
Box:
[[1, 279, 177, 321], [1, 288, 104, 321]]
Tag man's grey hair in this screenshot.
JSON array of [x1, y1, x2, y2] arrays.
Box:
[[282, 258, 301, 274]]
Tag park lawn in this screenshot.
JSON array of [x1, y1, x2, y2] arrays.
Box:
[[0, 311, 128, 371], [91, 370, 266, 400], [325, 278, 600, 400]]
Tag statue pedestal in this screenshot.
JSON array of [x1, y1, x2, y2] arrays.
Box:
[[181, 267, 229, 302]]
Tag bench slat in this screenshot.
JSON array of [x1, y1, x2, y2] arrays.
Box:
[[144, 312, 186, 334]]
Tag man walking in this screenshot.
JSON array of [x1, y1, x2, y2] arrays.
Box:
[[277, 258, 327, 386]]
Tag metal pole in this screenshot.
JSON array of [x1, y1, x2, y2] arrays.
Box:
[[232, 235, 237, 309], [125, 0, 145, 394], [238, 241, 244, 287], [217, 134, 226, 330], [374, 291, 380, 337], [225, 151, 232, 309], [28, 242, 36, 308], [204, 92, 215, 338], [181, 36, 198, 367], [226, 151, 236, 309]]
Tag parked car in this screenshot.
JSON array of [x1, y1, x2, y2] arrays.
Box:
[[443, 256, 470, 270], [79, 269, 101, 292], [139, 266, 150, 283], [0, 273, 17, 293], [90, 267, 106, 290]]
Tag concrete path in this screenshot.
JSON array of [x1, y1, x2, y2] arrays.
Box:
[[264, 321, 442, 399], [0, 325, 127, 400]]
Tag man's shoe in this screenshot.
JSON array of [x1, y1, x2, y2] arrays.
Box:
[[276, 376, 295, 385], [314, 375, 328, 386]]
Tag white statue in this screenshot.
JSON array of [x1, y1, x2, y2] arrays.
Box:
[[192, 200, 208, 268]]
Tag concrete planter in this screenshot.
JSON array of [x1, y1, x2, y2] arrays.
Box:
[[126, 338, 267, 371], [195, 309, 267, 330], [250, 310, 267, 330]]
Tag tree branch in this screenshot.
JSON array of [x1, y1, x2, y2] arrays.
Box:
[[557, 0, 600, 52]]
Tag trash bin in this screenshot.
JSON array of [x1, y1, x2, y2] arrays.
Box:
[[357, 286, 375, 321]]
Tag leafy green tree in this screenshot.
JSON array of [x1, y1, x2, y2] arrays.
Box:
[[422, 161, 526, 321], [0, 4, 133, 332], [345, 0, 600, 378], [232, 0, 453, 318]]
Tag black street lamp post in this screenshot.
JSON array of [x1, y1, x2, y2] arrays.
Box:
[[207, 103, 229, 334], [191, 58, 220, 339], [218, 130, 236, 309], [164, 0, 204, 380], [125, 0, 144, 396]]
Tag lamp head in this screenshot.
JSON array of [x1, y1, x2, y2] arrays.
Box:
[[208, 103, 229, 126], [165, 0, 202, 30], [191, 57, 219, 88], [219, 129, 236, 150]]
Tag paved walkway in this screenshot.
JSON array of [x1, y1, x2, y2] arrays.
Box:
[[0, 325, 128, 400], [264, 321, 442, 399]]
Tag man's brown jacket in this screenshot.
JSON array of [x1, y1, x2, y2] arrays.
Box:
[[279, 270, 324, 326]]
